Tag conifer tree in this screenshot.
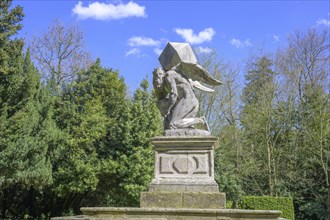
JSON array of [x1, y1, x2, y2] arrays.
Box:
[[115, 79, 162, 206], [0, 2, 63, 218], [0, 0, 24, 114], [240, 56, 277, 196]]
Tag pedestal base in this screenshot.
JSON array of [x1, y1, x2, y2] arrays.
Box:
[[140, 191, 226, 209], [149, 178, 219, 192], [52, 207, 282, 220]]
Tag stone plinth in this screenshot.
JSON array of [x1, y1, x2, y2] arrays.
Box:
[[143, 136, 225, 210], [149, 136, 219, 193], [140, 191, 226, 209], [52, 207, 282, 220]]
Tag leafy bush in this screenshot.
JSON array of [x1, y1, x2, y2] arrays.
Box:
[[226, 200, 233, 208], [241, 196, 294, 220]]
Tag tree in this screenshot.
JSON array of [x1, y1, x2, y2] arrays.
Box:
[[240, 56, 278, 196], [49, 59, 115, 214], [0, 2, 29, 218], [195, 49, 226, 133], [46, 59, 158, 213], [195, 49, 243, 206], [115, 79, 162, 206], [0, 0, 24, 113], [275, 28, 330, 219], [0, 5, 63, 214], [89, 78, 162, 207], [30, 19, 91, 90]]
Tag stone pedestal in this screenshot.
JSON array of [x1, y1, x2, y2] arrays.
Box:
[[140, 191, 226, 209], [141, 136, 226, 209], [53, 207, 282, 220], [149, 136, 219, 192]]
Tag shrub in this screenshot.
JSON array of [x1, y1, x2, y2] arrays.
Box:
[[240, 196, 294, 220]]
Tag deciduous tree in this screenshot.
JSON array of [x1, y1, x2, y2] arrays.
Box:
[[30, 19, 91, 90]]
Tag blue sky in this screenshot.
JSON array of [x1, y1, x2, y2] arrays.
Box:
[[14, 1, 330, 92]]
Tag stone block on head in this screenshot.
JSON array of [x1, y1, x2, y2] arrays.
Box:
[[158, 42, 198, 71]]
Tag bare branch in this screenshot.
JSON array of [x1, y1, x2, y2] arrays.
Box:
[[29, 19, 91, 89]]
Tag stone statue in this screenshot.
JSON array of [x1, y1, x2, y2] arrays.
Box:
[[153, 42, 222, 135]]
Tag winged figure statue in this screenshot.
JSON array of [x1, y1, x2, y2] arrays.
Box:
[[153, 42, 222, 135]]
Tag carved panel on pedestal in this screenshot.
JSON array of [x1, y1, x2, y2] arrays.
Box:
[[158, 151, 211, 178]]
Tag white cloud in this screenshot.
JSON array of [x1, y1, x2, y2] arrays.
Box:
[[125, 48, 141, 56], [196, 47, 213, 54], [128, 36, 160, 47], [230, 38, 252, 48], [273, 35, 280, 42], [174, 28, 215, 44], [126, 36, 163, 57], [154, 48, 162, 56], [72, 1, 146, 20], [317, 18, 330, 26]]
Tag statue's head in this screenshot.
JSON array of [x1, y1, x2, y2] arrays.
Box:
[[153, 67, 165, 89]]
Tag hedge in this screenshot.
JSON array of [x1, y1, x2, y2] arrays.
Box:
[[240, 196, 294, 220]]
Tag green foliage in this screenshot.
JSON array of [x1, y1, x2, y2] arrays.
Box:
[[49, 59, 123, 213], [117, 79, 162, 205], [49, 60, 162, 213], [0, 0, 56, 191], [0, 2, 328, 219], [0, 0, 24, 76], [242, 56, 275, 105], [95, 79, 162, 207], [226, 200, 233, 209], [240, 56, 278, 197], [216, 173, 243, 208], [0, 2, 65, 218], [241, 196, 295, 220], [213, 29, 329, 219]]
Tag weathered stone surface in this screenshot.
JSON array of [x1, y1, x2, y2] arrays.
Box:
[[140, 192, 226, 209], [140, 192, 183, 208], [52, 207, 283, 220], [158, 42, 198, 71], [150, 136, 219, 193], [149, 184, 218, 192], [151, 136, 218, 148], [182, 192, 226, 209], [149, 179, 219, 192], [154, 42, 221, 132], [158, 153, 209, 176], [164, 128, 210, 136]]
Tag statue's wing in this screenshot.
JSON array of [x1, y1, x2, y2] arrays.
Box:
[[188, 79, 215, 92], [174, 61, 222, 93]]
